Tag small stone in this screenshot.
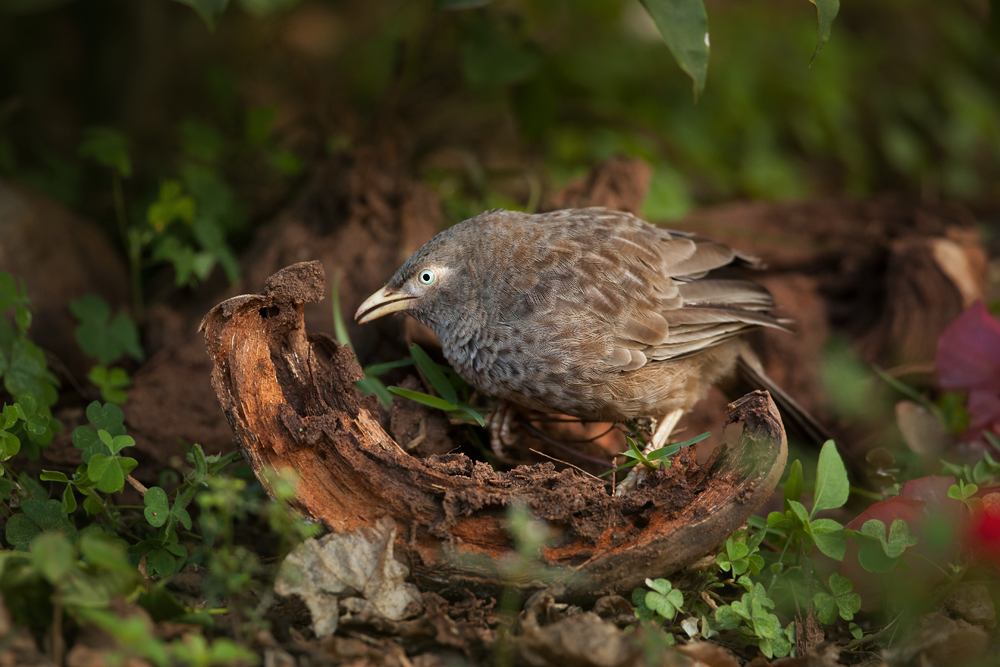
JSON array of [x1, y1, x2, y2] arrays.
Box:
[[944, 583, 996, 629]]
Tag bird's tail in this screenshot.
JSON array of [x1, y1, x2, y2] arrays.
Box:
[[734, 344, 832, 447]]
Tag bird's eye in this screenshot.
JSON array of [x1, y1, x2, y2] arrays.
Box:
[[418, 270, 436, 286]]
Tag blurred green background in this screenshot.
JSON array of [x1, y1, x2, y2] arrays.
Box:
[[1, 0, 997, 284]]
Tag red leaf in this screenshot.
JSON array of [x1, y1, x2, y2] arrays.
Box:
[[936, 302, 1000, 392]]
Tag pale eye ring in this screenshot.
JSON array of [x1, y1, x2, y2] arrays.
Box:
[[418, 269, 436, 286]]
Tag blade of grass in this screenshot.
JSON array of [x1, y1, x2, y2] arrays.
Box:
[[357, 376, 393, 408], [387, 386, 457, 412], [364, 358, 416, 376], [331, 276, 351, 348], [410, 343, 458, 405], [872, 365, 945, 423], [450, 405, 486, 427]]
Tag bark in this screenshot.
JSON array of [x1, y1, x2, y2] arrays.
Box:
[[201, 261, 787, 597]]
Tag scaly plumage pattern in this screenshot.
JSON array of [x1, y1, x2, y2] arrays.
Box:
[[357, 207, 790, 423]]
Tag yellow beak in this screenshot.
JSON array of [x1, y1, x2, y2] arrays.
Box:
[[355, 286, 416, 324]]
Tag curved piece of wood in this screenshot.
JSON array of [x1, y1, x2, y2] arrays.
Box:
[[201, 261, 787, 597]]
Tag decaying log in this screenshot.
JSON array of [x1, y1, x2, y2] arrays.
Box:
[[201, 261, 787, 597]]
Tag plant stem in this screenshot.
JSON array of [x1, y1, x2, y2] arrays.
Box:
[[112, 173, 144, 324]]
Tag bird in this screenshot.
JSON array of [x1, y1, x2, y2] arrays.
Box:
[[355, 207, 824, 495]]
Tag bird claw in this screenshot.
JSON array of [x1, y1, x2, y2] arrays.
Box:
[[487, 401, 520, 459]]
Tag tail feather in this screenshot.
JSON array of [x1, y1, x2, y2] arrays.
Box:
[[735, 351, 831, 446]]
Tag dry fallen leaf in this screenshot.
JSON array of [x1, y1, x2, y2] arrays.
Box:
[[275, 517, 422, 637]]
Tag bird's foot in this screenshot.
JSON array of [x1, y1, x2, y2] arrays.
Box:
[[615, 409, 685, 497], [487, 401, 521, 459]]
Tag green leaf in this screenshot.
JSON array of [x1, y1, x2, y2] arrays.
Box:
[[788, 499, 810, 527], [14, 304, 31, 332], [72, 297, 144, 365], [814, 573, 859, 624], [0, 430, 20, 459], [62, 484, 77, 514], [387, 386, 457, 412], [808, 0, 840, 59], [451, 404, 487, 427], [179, 119, 227, 164], [714, 604, 742, 630], [810, 519, 846, 560], [31, 532, 75, 583], [331, 276, 352, 348], [78, 127, 131, 178], [853, 521, 898, 573], [811, 440, 849, 517], [783, 459, 803, 510], [885, 518, 919, 557], [0, 272, 18, 311], [147, 180, 196, 231], [72, 427, 105, 464], [40, 470, 69, 483], [640, 0, 710, 99], [364, 359, 416, 376], [144, 487, 170, 527], [88, 454, 126, 493], [173, 0, 230, 30], [645, 578, 684, 620], [147, 548, 177, 576], [88, 365, 131, 405], [5, 513, 40, 548], [356, 376, 393, 408], [409, 344, 458, 405], [86, 401, 125, 435]]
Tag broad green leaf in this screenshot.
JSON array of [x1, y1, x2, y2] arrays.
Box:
[[144, 487, 170, 527], [783, 459, 803, 510], [0, 272, 17, 311], [808, 0, 840, 59], [714, 604, 742, 630], [72, 426, 106, 463], [853, 523, 896, 573], [811, 440, 849, 517], [646, 583, 683, 620], [147, 548, 176, 576], [640, 0, 710, 99], [31, 532, 74, 583], [810, 519, 846, 560], [885, 518, 918, 557], [86, 401, 125, 435], [410, 344, 458, 405], [5, 513, 40, 548], [88, 454, 125, 493], [0, 431, 20, 459]]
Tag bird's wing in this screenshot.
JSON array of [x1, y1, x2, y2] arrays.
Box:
[[562, 209, 789, 370]]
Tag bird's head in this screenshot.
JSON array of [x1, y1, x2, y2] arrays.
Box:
[[354, 229, 468, 327]]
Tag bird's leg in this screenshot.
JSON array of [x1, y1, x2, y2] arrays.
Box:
[[614, 408, 685, 497], [487, 400, 521, 459]]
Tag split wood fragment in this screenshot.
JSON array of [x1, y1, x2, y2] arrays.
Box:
[[201, 261, 787, 597]]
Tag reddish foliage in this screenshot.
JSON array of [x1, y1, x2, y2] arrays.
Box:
[[965, 492, 1000, 566], [935, 301, 1000, 440]]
